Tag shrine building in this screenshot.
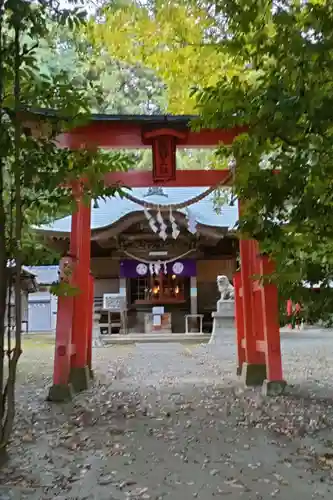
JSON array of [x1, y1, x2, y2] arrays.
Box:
[[36, 185, 238, 334]]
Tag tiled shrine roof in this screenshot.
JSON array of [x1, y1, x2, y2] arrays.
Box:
[[37, 187, 238, 235]]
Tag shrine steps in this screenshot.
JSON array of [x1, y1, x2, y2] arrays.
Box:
[[101, 333, 211, 345]]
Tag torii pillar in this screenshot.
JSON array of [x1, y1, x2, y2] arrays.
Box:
[[69, 194, 92, 392], [234, 204, 286, 395], [48, 185, 92, 401]]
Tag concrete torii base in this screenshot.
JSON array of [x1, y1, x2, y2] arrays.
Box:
[[239, 362, 287, 396], [240, 362, 267, 386], [262, 379, 287, 396], [47, 366, 92, 402], [47, 383, 74, 403], [70, 366, 92, 393]]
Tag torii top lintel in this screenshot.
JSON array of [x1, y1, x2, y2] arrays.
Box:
[[58, 114, 244, 184], [23, 110, 246, 185], [57, 114, 244, 150]]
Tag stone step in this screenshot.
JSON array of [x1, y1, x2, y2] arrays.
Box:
[[102, 333, 211, 344]]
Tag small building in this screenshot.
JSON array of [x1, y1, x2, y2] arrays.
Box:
[[36, 187, 239, 333], [26, 266, 59, 333], [6, 265, 38, 333]]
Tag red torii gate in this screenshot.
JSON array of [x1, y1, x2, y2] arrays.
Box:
[[40, 113, 286, 401]]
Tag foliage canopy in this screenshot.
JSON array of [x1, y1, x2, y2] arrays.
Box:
[[88, 0, 242, 114], [192, 0, 333, 322], [90, 0, 333, 323]]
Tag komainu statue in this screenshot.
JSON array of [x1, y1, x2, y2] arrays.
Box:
[[217, 275, 235, 303]]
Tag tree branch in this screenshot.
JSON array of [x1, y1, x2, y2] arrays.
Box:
[[21, 43, 39, 57]]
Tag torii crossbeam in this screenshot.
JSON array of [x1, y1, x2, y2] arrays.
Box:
[[26, 112, 285, 401]]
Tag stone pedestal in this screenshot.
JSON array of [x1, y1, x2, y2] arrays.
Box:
[[209, 300, 235, 344], [92, 312, 104, 347]]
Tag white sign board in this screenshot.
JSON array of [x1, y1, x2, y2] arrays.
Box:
[[152, 306, 164, 315], [103, 294, 125, 312]]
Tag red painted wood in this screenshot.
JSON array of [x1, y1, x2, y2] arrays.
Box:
[[234, 272, 245, 373], [57, 122, 246, 150], [251, 241, 266, 365], [86, 274, 94, 372], [69, 213, 78, 256], [69, 181, 80, 255], [71, 199, 92, 369], [151, 136, 176, 182], [252, 293, 266, 365], [241, 339, 266, 353], [103, 169, 232, 188], [239, 238, 259, 364], [52, 296, 74, 385], [241, 339, 266, 355], [238, 200, 262, 365], [142, 128, 187, 142], [52, 188, 81, 386], [238, 199, 267, 367], [260, 256, 284, 381], [142, 128, 188, 182]]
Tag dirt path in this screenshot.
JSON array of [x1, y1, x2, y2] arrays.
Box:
[[1, 331, 333, 499]]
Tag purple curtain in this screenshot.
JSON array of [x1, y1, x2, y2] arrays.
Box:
[[120, 259, 196, 278]]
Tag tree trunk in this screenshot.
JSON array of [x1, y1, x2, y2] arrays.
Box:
[[0, 154, 7, 463], [1, 17, 22, 447], [0, 0, 8, 459], [0, 445, 8, 468], [0, 12, 22, 457]]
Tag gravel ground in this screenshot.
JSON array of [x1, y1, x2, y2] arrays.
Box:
[[1, 329, 333, 499]]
